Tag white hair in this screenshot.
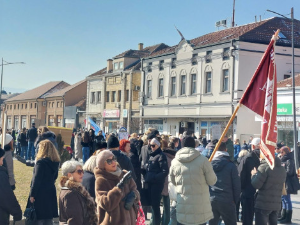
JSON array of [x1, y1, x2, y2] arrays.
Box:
[[83, 156, 97, 173], [61, 160, 83, 176]]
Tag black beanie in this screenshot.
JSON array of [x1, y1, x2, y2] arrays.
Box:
[[0, 148, 5, 158], [182, 136, 195, 148], [147, 132, 156, 140], [107, 135, 120, 149]]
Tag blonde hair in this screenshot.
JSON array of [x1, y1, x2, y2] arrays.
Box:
[[161, 134, 169, 143], [36, 140, 60, 162], [83, 156, 97, 173], [130, 133, 138, 140], [38, 126, 49, 134], [238, 150, 248, 158]]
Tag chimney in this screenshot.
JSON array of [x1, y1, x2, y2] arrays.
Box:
[[138, 43, 144, 50], [107, 59, 113, 72]]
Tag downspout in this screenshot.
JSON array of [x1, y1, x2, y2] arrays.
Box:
[[44, 98, 47, 126], [62, 95, 65, 127], [140, 58, 145, 133], [231, 39, 237, 138], [127, 71, 133, 134]]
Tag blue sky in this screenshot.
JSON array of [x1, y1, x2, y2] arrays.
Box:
[[1, 0, 299, 93]]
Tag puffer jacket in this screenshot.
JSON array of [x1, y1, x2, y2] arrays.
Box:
[[169, 147, 217, 225], [281, 152, 300, 194], [251, 157, 286, 211]]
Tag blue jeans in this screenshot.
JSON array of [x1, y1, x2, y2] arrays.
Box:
[[282, 194, 292, 210], [21, 146, 28, 160], [27, 141, 35, 160], [82, 147, 90, 164]]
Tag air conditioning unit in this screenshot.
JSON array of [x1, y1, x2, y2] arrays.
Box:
[[115, 103, 120, 108], [221, 20, 227, 26], [181, 122, 187, 128], [215, 21, 221, 27], [134, 86, 141, 91]]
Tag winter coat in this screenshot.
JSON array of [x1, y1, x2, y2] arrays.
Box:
[[111, 150, 137, 181], [234, 144, 241, 161], [82, 171, 96, 199], [59, 177, 98, 225], [237, 149, 260, 198], [74, 135, 82, 159], [139, 144, 152, 205], [225, 139, 234, 162], [27, 157, 59, 220], [130, 138, 142, 156], [18, 132, 27, 146], [129, 143, 141, 191], [34, 131, 58, 154], [205, 142, 215, 158], [281, 152, 300, 194], [251, 157, 286, 211], [162, 149, 176, 196], [210, 151, 241, 204], [169, 147, 217, 225], [0, 166, 22, 224], [27, 126, 38, 142], [94, 168, 140, 225]]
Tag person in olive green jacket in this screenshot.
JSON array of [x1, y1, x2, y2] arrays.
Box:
[[222, 135, 234, 162]]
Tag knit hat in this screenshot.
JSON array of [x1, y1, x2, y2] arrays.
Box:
[[96, 150, 115, 169], [182, 136, 195, 148], [119, 139, 130, 152], [0, 148, 4, 158], [147, 132, 156, 140], [107, 135, 120, 149]]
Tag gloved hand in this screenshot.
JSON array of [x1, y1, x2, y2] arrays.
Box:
[[117, 171, 132, 189], [123, 191, 136, 210]]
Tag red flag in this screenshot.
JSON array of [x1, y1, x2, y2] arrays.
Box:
[[240, 37, 277, 169]]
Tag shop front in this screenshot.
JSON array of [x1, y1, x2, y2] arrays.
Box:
[[103, 109, 120, 134]]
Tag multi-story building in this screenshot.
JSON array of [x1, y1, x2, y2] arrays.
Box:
[[5, 81, 69, 129], [141, 17, 300, 140], [86, 43, 168, 133]]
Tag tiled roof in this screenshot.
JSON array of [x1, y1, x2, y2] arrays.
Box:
[[45, 80, 86, 98], [124, 60, 141, 71], [73, 98, 86, 110], [88, 67, 107, 78], [5, 81, 69, 102], [277, 74, 300, 88], [148, 17, 300, 58]]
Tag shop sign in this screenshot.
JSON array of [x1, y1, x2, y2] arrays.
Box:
[[277, 103, 292, 115], [103, 109, 120, 118], [65, 119, 75, 123]]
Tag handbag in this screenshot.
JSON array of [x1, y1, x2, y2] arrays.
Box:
[[24, 202, 37, 225], [136, 201, 145, 225]]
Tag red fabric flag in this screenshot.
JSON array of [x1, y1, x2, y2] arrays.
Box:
[[240, 37, 277, 169]]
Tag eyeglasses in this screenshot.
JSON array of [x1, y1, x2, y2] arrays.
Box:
[[150, 144, 156, 148], [72, 169, 84, 175], [106, 157, 117, 165]]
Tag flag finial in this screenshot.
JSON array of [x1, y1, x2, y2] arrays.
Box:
[[174, 25, 185, 40]]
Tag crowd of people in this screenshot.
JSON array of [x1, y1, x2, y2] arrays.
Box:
[[0, 125, 300, 225]]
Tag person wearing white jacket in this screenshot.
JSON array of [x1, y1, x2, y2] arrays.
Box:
[[169, 136, 217, 225]]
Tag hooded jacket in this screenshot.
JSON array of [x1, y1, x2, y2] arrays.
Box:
[[94, 168, 139, 225], [281, 152, 300, 194], [27, 157, 59, 220], [111, 150, 136, 181], [169, 147, 217, 225], [210, 151, 241, 204], [34, 131, 58, 154], [251, 157, 286, 211]]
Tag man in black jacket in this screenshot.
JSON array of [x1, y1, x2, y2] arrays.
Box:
[[0, 148, 22, 224], [209, 142, 241, 225], [237, 137, 261, 225], [107, 134, 136, 180], [26, 122, 38, 161]]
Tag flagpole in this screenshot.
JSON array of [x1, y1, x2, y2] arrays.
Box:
[[209, 103, 240, 161]]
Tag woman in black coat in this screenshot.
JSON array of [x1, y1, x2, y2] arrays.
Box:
[[34, 126, 58, 154], [27, 140, 60, 224], [279, 146, 300, 223], [82, 155, 97, 199]]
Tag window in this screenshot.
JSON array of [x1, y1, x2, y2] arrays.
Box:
[[147, 80, 152, 98], [126, 90, 129, 101], [171, 77, 176, 96], [21, 104, 23, 109], [48, 115, 54, 126], [106, 91, 110, 102], [284, 74, 291, 79], [91, 92, 95, 103], [191, 54, 198, 65], [61, 102, 63, 107], [159, 60, 164, 71], [147, 62, 152, 72], [158, 78, 164, 97], [57, 115, 62, 127], [181, 75, 186, 95], [206, 51, 212, 63], [112, 91, 116, 102], [52, 102, 54, 108], [30, 103, 32, 109], [97, 91, 101, 103], [25, 103, 27, 109], [222, 69, 229, 92], [57, 102, 59, 107], [119, 62, 124, 69], [17, 104, 19, 109], [114, 62, 118, 70], [191, 74, 197, 94], [49, 102, 51, 107], [171, 58, 176, 69], [223, 47, 230, 60], [118, 90, 121, 102], [14, 104, 16, 109], [205, 72, 212, 93], [34, 103, 37, 108], [10, 105, 12, 110]]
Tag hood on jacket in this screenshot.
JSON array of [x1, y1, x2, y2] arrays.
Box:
[[261, 156, 282, 167], [175, 147, 200, 163], [163, 148, 176, 157], [38, 157, 59, 172], [211, 152, 231, 172], [42, 131, 56, 139], [281, 151, 294, 162]]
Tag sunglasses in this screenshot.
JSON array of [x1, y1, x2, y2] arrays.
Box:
[[73, 169, 84, 175], [106, 157, 117, 165], [150, 144, 156, 148]]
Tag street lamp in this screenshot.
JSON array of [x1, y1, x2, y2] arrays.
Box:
[[267, 8, 298, 168], [0, 58, 25, 117]]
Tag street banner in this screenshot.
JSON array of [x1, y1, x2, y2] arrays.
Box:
[[240, 37, 278, 169]]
